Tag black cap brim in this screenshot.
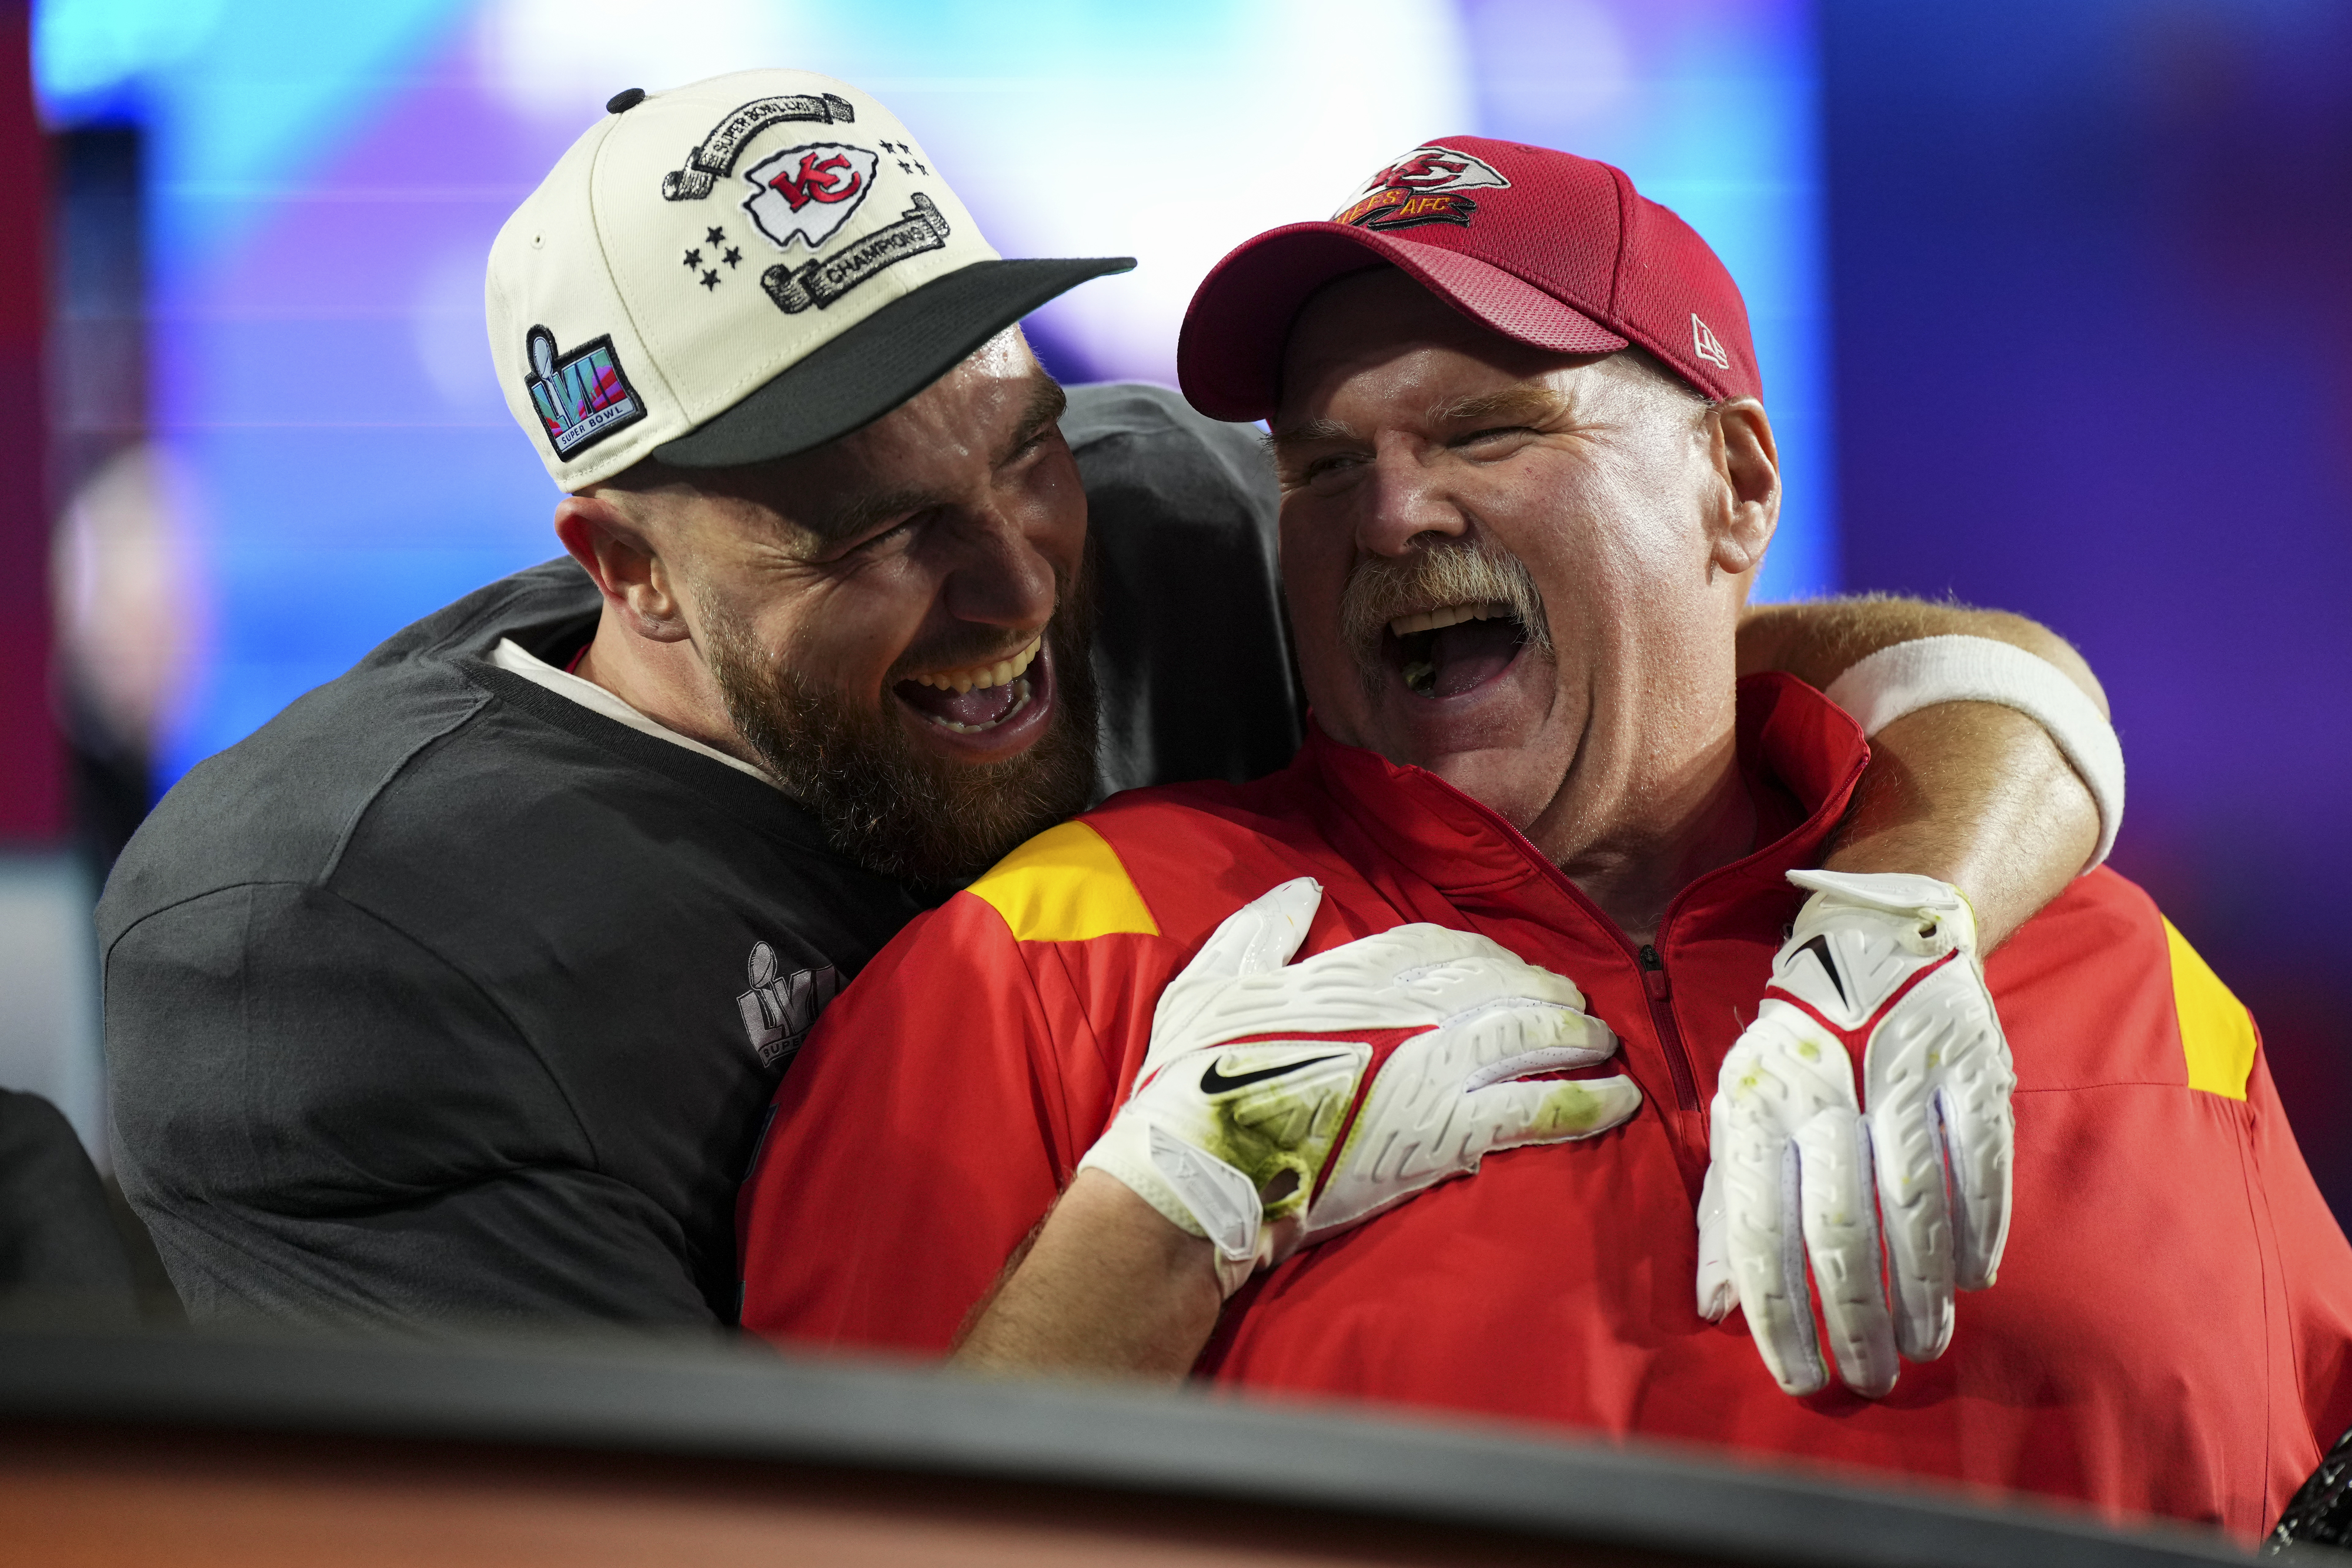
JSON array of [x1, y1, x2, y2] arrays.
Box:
[[652, 256, 1135, 469]]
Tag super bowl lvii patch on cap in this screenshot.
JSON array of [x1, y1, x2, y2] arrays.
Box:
[[521, 326, 645, 459]]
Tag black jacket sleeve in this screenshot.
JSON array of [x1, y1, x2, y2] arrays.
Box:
[[105, 882, 717, 1329], [0, 1090, 143, 1322]]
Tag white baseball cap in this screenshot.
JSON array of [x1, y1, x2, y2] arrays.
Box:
[[487, 69, 1133, 491]]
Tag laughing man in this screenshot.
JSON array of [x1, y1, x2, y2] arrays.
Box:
[[737, 138, 2352, 1539], [112, 73, 2103, 1331]]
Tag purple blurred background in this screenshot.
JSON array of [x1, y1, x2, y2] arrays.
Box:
[[1826, 0, 2352, 1209]]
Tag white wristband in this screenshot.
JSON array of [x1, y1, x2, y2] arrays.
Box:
[[1824, 634, 2123, 872]]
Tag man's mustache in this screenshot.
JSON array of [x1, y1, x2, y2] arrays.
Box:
[[1337, 539, 1552, 687]]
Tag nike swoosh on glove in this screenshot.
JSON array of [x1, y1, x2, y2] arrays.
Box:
[[1697, 869, 2017, 1398], [1077, 878, 1642, 1295]]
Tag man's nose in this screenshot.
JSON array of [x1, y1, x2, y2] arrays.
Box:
[[1355, 444, 1468, 559], [941, 506, 1062, 630]]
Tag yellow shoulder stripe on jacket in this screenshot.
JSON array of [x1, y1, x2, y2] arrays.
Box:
[[967, 821, 1159, 942], [2164, 918, 2257, 1100]]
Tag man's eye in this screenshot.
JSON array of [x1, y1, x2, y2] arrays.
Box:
[[1458, 425, 1534, 449], [1007, 419, 1067, 470], [1298, 453, 1365, 487], [838, 513, 922, 559]]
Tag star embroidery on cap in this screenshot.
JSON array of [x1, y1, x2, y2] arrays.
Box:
[[705, 226, 726, 246], [721, 246, 742, 269], [913, 160, 928, 174], [699, 269, 720, 291], [682, 248, 703, 269], [896, 159, 913, 173]]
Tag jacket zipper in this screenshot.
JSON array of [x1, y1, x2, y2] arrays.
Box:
[[1315, 712, 1869, 1199], [1638, 942, 1700, 1112]]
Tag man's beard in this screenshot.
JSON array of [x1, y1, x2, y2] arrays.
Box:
[[1336, 536, 1552, 698], [699, 571, 1100, 887]]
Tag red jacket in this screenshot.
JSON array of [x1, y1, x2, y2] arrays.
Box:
[[740, 675, 2352, 1539]]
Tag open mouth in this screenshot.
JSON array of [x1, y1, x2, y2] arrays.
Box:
[[1387, 601, 1532, 700], [893, 634, 1045, 735]]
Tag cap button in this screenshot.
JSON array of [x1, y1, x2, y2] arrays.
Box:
[[606, 88, 646, 114]]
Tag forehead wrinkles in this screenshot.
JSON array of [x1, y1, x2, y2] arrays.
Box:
[[1427, 382, 1577, 429], [1273, 372, 1591, 454]]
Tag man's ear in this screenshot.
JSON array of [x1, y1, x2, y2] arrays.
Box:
[[1703, 398, 1780, 580], [552, 492, 693, 643]]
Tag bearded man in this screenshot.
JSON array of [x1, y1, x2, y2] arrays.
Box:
[[736, 136, 2352, 1540], [106, 74, 2108, 1331]]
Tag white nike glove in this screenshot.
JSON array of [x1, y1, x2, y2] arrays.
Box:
[[1698, 870, 2016, 1398], [1077, 878, 1642, 1295]]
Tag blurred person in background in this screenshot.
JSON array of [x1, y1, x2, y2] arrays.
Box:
[[737, 139, 2350, 1542], [103, 74, 2106, 1333], [52, 446, 202, 878]]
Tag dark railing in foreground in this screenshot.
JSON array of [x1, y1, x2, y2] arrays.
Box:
[[0, 1323, 2276, 1566]]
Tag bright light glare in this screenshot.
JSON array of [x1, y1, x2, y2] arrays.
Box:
[[470, 0, 800, 125], [467, 0, 1474, 385]]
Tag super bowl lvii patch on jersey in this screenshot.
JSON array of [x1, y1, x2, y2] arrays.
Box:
[[737, 942, 843, 1071]]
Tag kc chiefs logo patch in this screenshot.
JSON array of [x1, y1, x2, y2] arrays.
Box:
[[741, 141, 879, 250], [1334, 144, 1512, 232]]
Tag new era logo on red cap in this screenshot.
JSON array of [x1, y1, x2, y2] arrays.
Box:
[[1692, 313, 1731, 371], [1178, 136, 1762, 422]]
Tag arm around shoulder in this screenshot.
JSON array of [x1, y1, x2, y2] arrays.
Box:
[[1739, 595, 2113, 948], [1738, 594, 2106, 716]]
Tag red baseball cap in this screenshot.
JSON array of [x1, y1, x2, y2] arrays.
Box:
[[1177, 137, 1760, 422]]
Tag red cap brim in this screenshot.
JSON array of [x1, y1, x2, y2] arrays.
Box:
[[1178, 221, 1629, 423]]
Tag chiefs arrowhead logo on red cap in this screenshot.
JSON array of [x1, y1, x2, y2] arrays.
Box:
[[1333, 144, 1512, 232]]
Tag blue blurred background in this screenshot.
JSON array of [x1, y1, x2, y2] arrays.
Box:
[[10, 0, 2351, 1213], [29, 0, 1835, 780]]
